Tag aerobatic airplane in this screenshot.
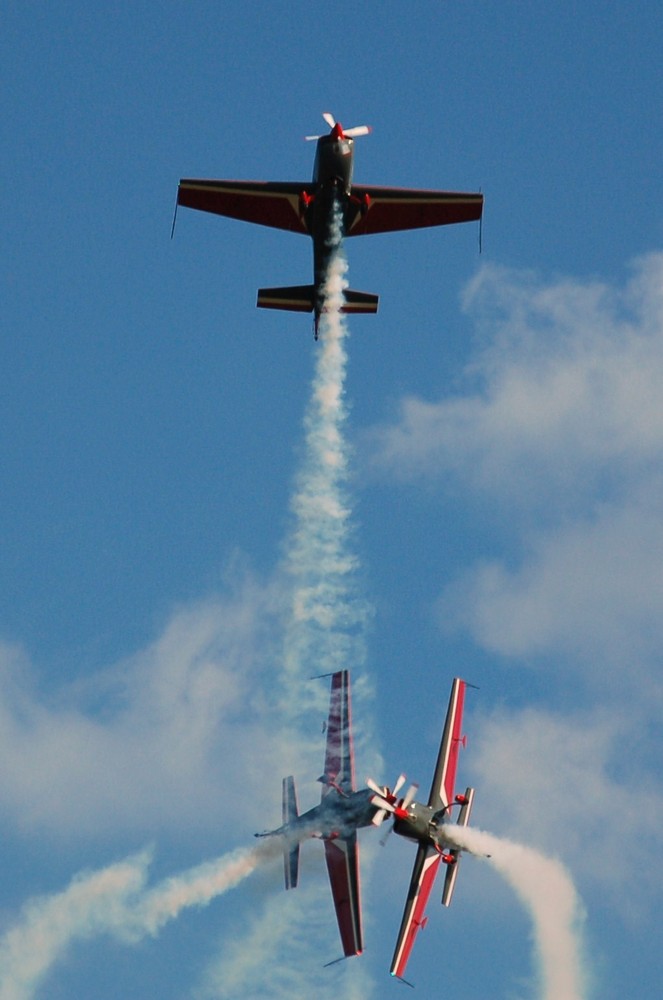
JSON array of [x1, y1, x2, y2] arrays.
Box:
[[256, 670, 409, 959], [367, 677, 476, 983], [176, 112, 483, 337]]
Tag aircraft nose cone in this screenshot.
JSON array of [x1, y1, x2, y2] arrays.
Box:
[[331, 122, 344, 139]]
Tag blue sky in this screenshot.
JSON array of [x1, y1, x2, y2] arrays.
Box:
[[2, 2, 662, 997]]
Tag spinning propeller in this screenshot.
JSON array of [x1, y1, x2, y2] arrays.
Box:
[[305, 112, 372, 141], [367, 774, 419, 828]]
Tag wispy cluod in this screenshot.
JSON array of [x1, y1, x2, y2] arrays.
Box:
[[199, 881, 376, 1000], [444, 824, 588, 1000], [0, 841, 282, 1000], [368, 252, 663, 512]]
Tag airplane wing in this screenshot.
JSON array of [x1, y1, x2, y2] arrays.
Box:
[[321, 670, 355, 795], [390, 681, 471, 978], [176, 179, 309, 235], [390, 843, 442, 981], [321, 670, 362, 955], [324, 834, 363, 956], [347, 186, 483, 236], [427, 677, 467, 813]]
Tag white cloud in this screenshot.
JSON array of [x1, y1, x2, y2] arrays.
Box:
[[470, 707, 663, 905], [198, 881, 377, 1000], [438, 491, 663, 695], [0, 574, 284, 840], [368, 252, 663, 516], [367, 253, 663, 702]]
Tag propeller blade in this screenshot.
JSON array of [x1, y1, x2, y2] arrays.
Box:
[[304, 133, 322, 141], [343, 125, 371, 138], [401, 783, 419, 810], [366, 777, 385, 797], [392, 774, 407, 796], [371, 808, 388, 827], [370, 793, 396, 814], [322, 112, 336, 129]]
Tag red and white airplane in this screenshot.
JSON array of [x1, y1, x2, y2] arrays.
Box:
[[368, 677, 476, 983], [176, 113, 483, 337], [257, 670, 401, 959]]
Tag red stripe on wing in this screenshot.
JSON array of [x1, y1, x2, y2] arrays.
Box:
[[428, 678, 467, 812], [391, 845, 441, 979]]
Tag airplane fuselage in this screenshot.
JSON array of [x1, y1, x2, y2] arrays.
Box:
[[307, 129, 356, 320], [312, 127, 354, 191], [267, 786, 378, 842], [393, 801, 454, 850]]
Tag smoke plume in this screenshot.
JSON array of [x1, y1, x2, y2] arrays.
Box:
[[280, 224, 369, 729], [443, 823, 587, 1000], [0, 841, 282, 1000], [206, 219, 379, 998]]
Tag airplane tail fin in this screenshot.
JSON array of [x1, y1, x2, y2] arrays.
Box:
[[282, 775, 300, 890], [256, 285, 378, 316], [441, 786, 475, 907]]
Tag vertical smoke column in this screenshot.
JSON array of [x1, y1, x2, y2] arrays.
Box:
[[226, 208, 380, 1000], [279, 207, 369, 739]]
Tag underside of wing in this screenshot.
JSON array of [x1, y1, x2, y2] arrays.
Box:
[[428, 678, 467, 812], [324, 834, 363, 956], [347, 186, 483, 236], [321, 670, 355, 797], [391, 844, 441, 981], [176, 179, 309, 235]]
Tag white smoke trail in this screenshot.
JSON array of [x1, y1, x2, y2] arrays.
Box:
[[443, 824, 587, 1000], [280, 214, 371, 733], [0, 841, 281, 1000], [0, 852, 150, 1000], [206, 216, 380, 999], [130, 839, 281, 937]]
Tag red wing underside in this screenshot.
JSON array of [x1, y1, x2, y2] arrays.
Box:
[[428, 678, 467, 811], [324, 834, 363, 956], [177, 179, 309, 235], [347, 186, 483, 236], [391, 844, 441, 980]]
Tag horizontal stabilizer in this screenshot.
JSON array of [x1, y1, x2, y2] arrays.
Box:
[[257, 285, 315, 313], [282, 776, 300, 890], [342, 289, 379, 314], [441, 786, 475, 907], [256, 286, 379, 316]]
